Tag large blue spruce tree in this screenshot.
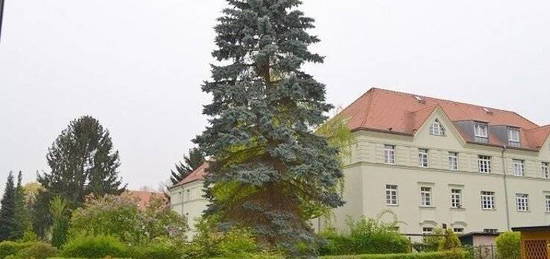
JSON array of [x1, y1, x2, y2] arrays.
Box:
[[195, 0, 344, 255]]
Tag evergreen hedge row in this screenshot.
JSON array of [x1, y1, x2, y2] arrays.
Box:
[[321, 250, 468, 259]]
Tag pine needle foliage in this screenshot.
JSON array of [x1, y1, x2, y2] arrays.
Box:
[[195, 0, 344, 256], [170, 148, 205, 185]]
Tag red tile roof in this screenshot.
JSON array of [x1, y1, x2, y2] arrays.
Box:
[[171, 162, 209, 188], [124, 190, 166, 208], [341, 88, 549, 150]]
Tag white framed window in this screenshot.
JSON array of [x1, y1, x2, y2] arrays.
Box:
[[451, 189, 462, 209], [542, 162, 549, 179], [421, 187, 432, 207], [516, 193, 529, 212], [512, 159, 525, 176], [478, 155, 492, 173], [422, 227, 434, 234], [483, 229, 498, 234], [384, 145, 396, 164], [453, 228, 464, 233], [481, 191, 495, 210], [508, 128, 520, 147], [430, 119, 445, 136], [448, 152, 459, 171], [418, 149, 429, 168], [385, 185, 398, 206], [545, 195, 550, 213], [474, 122, 489, 138]]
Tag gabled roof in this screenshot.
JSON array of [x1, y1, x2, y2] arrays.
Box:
[[340, 88, 549, 150], [170, 162, 209, 189], [124, 190, 165, 209]]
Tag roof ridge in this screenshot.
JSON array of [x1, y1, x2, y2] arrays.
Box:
[[371, 87, 533, 116]]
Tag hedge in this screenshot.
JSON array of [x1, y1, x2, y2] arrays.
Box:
[[0, 241, 55, 259], [321, 250, 468, 259]]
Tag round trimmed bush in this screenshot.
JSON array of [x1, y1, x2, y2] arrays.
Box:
[[495, 232, 520, 259]]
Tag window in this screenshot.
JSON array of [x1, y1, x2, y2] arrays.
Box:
[[474, 122, 489, 138], [512, 159, 525, 176], [453, 228, 464, 234], [481, 191, 495, 210], [545, 195, 550, 213], [508, 128, 520, 147], [478, 155, 492, 173], [422, 227, 434, 234], [430, 119, 445, 136], [418, 149, 429, 168], [516, 193, 529, 212], [483, 229, 498, 234], [451, 189, 462, 208], [542, 162, 549, 179], [386, 185, 399, 206], [448, 152, 459, 171], [384, 145, 395, 164], [421, 187, 432, 207]]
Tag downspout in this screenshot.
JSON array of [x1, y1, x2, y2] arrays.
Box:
[[501, 146, 511, 230]]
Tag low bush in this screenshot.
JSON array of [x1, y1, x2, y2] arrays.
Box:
[[0, 241, 53, 259], [495, 232, 520, 259], [319, 217, 410, 255], [130, 237, 185, 259], [60, 235, 130, 258], [4, 242, 57, 259], [321, 250, 467, 259]]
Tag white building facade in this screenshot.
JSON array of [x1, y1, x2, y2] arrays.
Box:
[[170, 88, 550, 236]]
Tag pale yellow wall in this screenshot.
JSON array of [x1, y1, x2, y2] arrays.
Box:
[[335, 111, 550, 235], [170, 181, 209, 236]]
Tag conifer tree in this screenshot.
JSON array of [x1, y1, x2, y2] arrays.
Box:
[[170, 148, 205, 185], [38, 115, 126, 207], [13, 171, 32, 240], [195, 0, 344, 255], [0, 172, 17, 241]]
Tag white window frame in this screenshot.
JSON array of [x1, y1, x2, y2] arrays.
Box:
[[508, 128, 520, 146], [448, 152, 459, 171], [451, 189, 463, 209], [481, 191, 495, 210], [385, 185, 399, 206], [512, 159, 525, 177], [418, 149, 429, 168], [453, 228, 464, 234], [478, 155, 492, 174], [430, 119, 445, 136], [545, 195, 550, 213], [474, 122, 489, 138], [422, 227, 434, 235], [516, 193, 529, 212], [384, 145, 396, 164], [420, 186, 432, 207], [542, 162, 549, 179]]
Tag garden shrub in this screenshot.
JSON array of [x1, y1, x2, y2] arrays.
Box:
[[4, 242, 57, 259], [0, 241, 43, 259], [319, 217, 410, 255], [321, 249, 467, 259], [438, 229, 461, 251], [130, 237, 185, 259], [60, 235, 130, 258], [495, 232, 520, 259]]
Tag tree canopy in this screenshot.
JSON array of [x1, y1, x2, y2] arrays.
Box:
[[170, 147, 205, 185]]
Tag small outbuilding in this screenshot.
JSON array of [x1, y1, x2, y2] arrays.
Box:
[[512, 225, 550, 259]]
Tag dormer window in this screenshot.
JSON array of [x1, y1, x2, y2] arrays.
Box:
[[430, 119, 445, 136], [474, 122, 489, 143], [508, 128, 520, 147]]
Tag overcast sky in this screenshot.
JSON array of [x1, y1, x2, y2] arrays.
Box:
[[1, 0, 550, 193]]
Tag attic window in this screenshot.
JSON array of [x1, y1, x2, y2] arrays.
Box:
[[482, 107, 493, 114], [508, 127, 520, 147], [430, 119, 445, 136], [414, 96, 426, 104], [474, 122, 489, 143]]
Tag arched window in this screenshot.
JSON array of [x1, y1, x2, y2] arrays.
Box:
[[430, 119, 445, 136]]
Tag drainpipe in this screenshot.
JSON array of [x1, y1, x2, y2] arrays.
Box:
[[501, 146, 511, 230]]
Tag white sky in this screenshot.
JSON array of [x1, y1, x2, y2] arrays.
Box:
[[1, 0, 549, 193]]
